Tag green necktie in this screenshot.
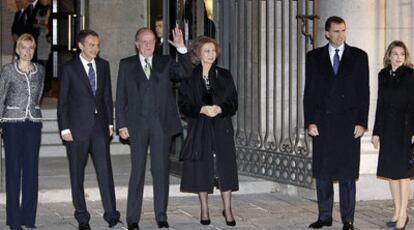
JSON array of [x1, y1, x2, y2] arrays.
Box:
[[144, 58, 151, 79]]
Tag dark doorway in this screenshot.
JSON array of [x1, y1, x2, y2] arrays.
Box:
[[49, 0, 84, 97]]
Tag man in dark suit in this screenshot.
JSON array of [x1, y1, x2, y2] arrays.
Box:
[[154, 16, 176, 58], [303, 16, 369, 230], [58, 30, 122, 230], [25, 0, 40, 61], [11, 0, 30, 42], [116, 27, 191, 230], [11, 0, 30, 61]]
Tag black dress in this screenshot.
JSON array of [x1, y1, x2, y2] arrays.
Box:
[[373, 65, 414, 179], [178, 64, 239, 193]]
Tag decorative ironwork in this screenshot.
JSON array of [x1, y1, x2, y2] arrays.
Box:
[[170, 0, 319, 189], [215, 0, 317, 189]]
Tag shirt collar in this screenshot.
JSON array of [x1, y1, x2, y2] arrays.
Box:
[[329, 43, 345, 53], [79, 54, 96, 67], [31, 0, 38, 7], [139, 53, 152, 64]]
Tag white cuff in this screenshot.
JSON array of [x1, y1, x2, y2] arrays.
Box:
[[176, 47, 187, 54], [61, 129, 71, 137]]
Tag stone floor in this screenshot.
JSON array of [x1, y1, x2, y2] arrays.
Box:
[[0, 193, 413, 230]]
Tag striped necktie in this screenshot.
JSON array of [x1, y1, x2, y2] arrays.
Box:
[[87, 63, 96, 95], [144, 58, 151, 79], [333, 49, 340, 75]]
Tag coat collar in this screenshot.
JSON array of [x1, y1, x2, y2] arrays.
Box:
[[132, 54, 160, 83], [321, 43, 352, 78]]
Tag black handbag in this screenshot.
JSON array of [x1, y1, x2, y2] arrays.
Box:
[[179, 118, 209, 161]]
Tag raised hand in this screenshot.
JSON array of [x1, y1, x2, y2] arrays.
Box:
[[168, 27, 185, 49]]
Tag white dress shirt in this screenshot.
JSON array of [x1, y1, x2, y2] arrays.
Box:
[[328, 43, 345, 66]]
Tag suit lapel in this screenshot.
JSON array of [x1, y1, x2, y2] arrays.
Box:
[[75, 56, 94, 96], [132, 55, 145, 83], [150, 55, 161, 83], [320, 44, 336, 78], [336, 44, 352, 78], [328, 44, 351, 95], [95, 58, 104, 97]]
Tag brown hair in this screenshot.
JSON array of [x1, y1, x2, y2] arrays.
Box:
[[383, 40, 412, 68], [190, 36, 221, 64], [16, 33, 36, 50], [325, 16, 346, 32]]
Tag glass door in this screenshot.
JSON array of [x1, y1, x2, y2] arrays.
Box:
[[49, 0, 84, 97]]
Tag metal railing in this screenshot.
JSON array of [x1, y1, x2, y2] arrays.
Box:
[[215, 0, 318, 189], [168, 0, 319, 189]]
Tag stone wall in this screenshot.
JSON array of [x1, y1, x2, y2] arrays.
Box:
[[88, 0, 148, 94], [1, 0, 17, 66]]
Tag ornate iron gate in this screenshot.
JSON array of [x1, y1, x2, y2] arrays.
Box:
[[215, 0, 319, 188], [170, 0, 319, 189]]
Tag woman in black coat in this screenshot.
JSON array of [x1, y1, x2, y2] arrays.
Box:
[[371, 40, 414, 230], [179, 36, 238, 226]]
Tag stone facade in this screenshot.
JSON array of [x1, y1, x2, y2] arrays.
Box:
[[88, 0, 148, 94]]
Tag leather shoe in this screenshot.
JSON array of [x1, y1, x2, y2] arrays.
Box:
[[108, 219, 124, 228], [394, 217, 409, 230], [127, 223, 140, 230], [386, 220, 397, 228], [308, 219, 332, 229], [78, 223, 91, 230], [343, 222, 354, 230], [200, 219, 211, 225], [222, 210, 236, 226], [157, 221, 169, 228]]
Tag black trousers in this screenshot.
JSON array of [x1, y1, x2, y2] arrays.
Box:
[[316, 179, 356, 223], [126, 117, 171, 225], [65, 117, 120, 225], [3, 121, 41, 229]]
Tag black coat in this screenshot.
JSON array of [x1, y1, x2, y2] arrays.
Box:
[[179, 65, 239, 193], [58, 56, 113, 141], [115, 52, 192, 136], [303, 44, 370, 180], [373, 66, 414, 179]]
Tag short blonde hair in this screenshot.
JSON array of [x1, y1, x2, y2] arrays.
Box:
[[190, 36, 221, 65], [16, 33, 36, 50], [383, 40, 412, 68]]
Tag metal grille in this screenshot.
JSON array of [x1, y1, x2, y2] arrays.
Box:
[[215, 0, 318, 188]]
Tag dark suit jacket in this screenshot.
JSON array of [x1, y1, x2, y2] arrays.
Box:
[[26, 2, 40, 39], [303, 43, 369, 180], [115, 52, 192, 136], [58, 55, 114, 141], [11, 10, 28, 37]]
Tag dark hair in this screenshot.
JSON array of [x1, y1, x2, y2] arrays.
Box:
[[135, 27, 155, 41], [325, 16, 346, 31], [191, 36, 221, 64], [77, 30, 99, 45], [155, 15, 163, 22]]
